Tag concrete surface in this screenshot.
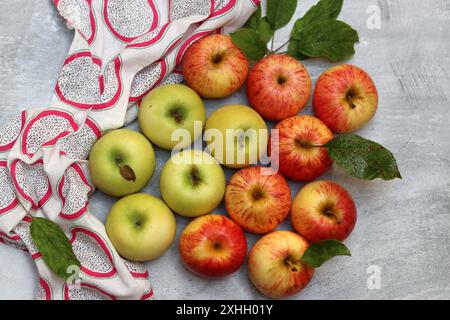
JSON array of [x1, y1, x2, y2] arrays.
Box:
[[0, 0, 449, 300]]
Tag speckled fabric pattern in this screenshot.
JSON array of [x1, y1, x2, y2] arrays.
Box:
[[0, 0, 259, 300]]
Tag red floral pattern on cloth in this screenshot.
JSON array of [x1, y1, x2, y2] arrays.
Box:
[[0, 0, 259, 300]]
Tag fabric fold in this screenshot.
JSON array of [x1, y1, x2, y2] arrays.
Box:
[[0, 0, 259, 300]]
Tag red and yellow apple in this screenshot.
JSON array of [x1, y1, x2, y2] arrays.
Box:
[[246, 54, 311, 121], [248, 231, 314, 298], [179, 214, 247, 278], [291, 181, 357, 243], [269, 115, 334, 182], [225, 166, 291, 234], [182, 34, 249, 99], [313, 64, 378, 133]]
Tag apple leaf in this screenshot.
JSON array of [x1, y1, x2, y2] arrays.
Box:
[[325, 134, 402, 181], [244, 5, 261, 30], [293, 0, 343, 30], [243, 7, 274, 44], [287, 40, 309, 60], [267, 0, 298, 30], [231, 28, 268, 61], [258, 17, 274, 44], [120, 165, 136, 182], [30, 218, 81, 281], [291, 19, 359, 62], [300, 240, 351, 268], [287, 0, 358, 62]]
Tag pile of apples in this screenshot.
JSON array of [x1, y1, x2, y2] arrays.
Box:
[[89, 34, 378, 298]]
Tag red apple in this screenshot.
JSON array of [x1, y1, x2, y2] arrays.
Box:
[[179, 214, 247, 278], [269, 115, 334, 182], [248, 231, 314, 298], [313, 64, 378, 133], [225, 166, 291, 234], [246, 54, 311, 121], [291, 181, 357, 243], [182, 34, 249, 99]]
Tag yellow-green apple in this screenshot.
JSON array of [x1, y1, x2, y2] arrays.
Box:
[[179, 214, 247, 277], [248, 231, 314, 298], [269, 115, 333, 181], [246, 54, 311, 121], [182, 34, 249, 99], [204, 104, 268, 169], [89, 129, 155, 197], [160, 149, 226, 217], [106, 193, 176, 261], [313, 64, 378, 133], [225, 166, 291, 234], [138, 84, 206, 150], [292, 181, 357, 243]]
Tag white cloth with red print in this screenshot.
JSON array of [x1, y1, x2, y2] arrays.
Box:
[[0, 0, 258, 300]]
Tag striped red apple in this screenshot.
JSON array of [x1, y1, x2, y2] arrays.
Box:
[[246, 54, 311, 121], [248, 231, 315, 298], [269, 115, 334, 182], [179, 215, 247, 278], [225, 166, 291, 234], [182, 34, 249, 99], [291, 181, 357, 243], [313, 64, 378, 133]]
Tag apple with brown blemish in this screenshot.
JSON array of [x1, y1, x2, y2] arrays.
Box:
[[225, 166, 291, 234], [246, 54, 311, 121], [313, 64, 378, 133], [291, 181, 357, 243], [248, 231, 314, 298], [179, 214, 247, 278], [269, 115, 334, 182], [89, 129, 155, 197], [182, 34, 249, 99]]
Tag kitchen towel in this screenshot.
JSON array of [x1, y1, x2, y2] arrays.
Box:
[[0, 0, 258, 300]]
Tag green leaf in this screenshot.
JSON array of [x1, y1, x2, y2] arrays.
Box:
[[300, 240, 351, 268], [243, 7, 273, 44], [244, 5, 261, 31], [292, 19, 359, 61], [30, 217, 81, 281], [267, 0, 298, 30], [231, 28, 268, 61], [325, 134, 402, 180], [287, 0, 353, 61], [258, 17, 274, 43], [293, 0, 343, 30], [287, 40, 309, 60]]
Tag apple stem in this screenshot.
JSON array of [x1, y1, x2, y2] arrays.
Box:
[[295, 139, 324, 149], [273, 40, 290, 54], [190, 165, 202, 187], [346, 90, 358, 109], [324, 209, 343, 224], [284, 258, 299, 272]]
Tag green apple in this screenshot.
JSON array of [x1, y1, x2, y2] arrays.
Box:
[[204, 104, 268, 169], [106, 193, 176, 261], [160, 149, 226, 217], [89, 129, 155, 197], [138, 84, 206, 150]]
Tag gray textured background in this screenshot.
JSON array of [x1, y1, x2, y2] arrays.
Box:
[[0, 0, 449, 300]]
